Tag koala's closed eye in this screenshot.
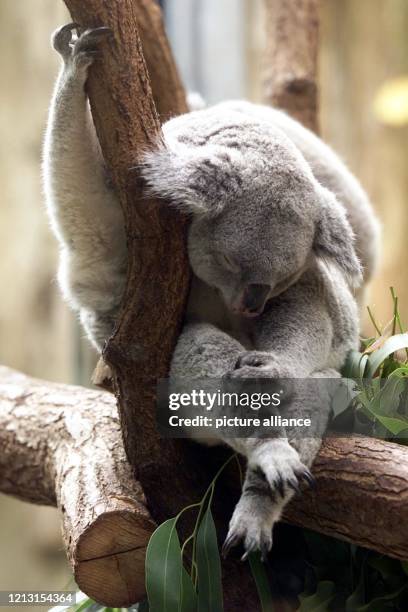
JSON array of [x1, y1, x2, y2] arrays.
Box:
[[217, 253, 239, 273]]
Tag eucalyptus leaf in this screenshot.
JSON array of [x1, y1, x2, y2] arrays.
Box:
[[366, 333, 408, 378], [359, 354, 369, 378], [374, 414, 408, 436], [368, 555, 405, 589], [196, 507, 223, 612], [332, 378, 359, 418], [180, 566, 198, 612], [145, 518, 184, 612], [355, 375, 408, 435], [73, 599, 98, 612], [248, 552, 274, 611], [342, 350, 365, 379]]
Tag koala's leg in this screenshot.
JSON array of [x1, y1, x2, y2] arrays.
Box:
[[223, 368, 339, 560], [43, 24, 126, 350]]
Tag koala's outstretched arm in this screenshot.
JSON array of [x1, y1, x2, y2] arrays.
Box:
[[43, 25, 127, 350], [171, 321, 328, 560], [223, 368, 338, 560], [221, 268, 356, 558]]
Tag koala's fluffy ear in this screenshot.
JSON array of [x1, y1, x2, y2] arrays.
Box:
[[141, 144, 240, 217], [314, 188, 363, 286]]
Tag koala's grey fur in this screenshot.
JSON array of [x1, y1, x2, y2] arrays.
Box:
[[44, 25, 381, 560]]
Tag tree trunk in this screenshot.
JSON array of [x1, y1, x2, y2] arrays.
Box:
[[263, 0, 320, 133], [61, 0, 192, 507], [61, 1, 260, 609], [0, 366, 154, 607]]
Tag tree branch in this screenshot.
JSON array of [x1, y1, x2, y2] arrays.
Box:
[[285, 436, 408, 559], [263, 0, 320, 132], [62, 0, 191, 467], [0, 366, 155, 607]]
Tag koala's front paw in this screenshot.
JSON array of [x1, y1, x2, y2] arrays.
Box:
[[250, 440, 315, 497], [227, 351, 293, 379], [222, 493, 277, 562], [52, 23, 112, 72], [223, 442, 315, 561]]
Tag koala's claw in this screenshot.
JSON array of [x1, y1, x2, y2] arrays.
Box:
[[52, 23, 80, 57], [221, 532, 241, 559], [52, 23, 112, 69], [297, 468, 316, 489], [250, 440, 312, 498], [222, 510, 274, 562]]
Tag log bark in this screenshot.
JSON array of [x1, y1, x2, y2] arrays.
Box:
[[285, 436, 408, 560], [136, 0, 189, 121], [2, 368, 408, 598], [62, 0, 191, 474], [0, 366, 155, 607], [263, 0, 320, 133]]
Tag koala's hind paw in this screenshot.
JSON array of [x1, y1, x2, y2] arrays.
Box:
[[52, 24, 112, 70]]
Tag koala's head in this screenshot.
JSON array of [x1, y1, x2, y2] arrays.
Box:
[[143, 110, 362, 317]]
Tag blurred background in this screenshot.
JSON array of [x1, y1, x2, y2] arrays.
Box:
[[0, 0, 407, 605]]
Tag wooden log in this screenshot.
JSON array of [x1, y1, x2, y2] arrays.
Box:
[[263, 0, 320, 133], [0, 366, 155, 608], [285, 436, 408, 560]]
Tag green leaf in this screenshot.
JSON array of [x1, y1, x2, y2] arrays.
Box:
[[180, 566, 198, 612], [366, 333, 408, 378], [374, 415, 408, 435], [248, 552, 274, 611], [73, 599, 97, 612], [357, 374, 408, 435], [389, 366, 408, 377], [342, 350, 366, 378], [298, 580, 336, 611], [196, 507, 223, 612], [332, 378, 359, 418], [359, 354, 369, 378], [145, 518, 185, 612], [368, 555, 405, 590]]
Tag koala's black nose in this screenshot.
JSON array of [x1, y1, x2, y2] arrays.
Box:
[[242, 283, 271, 315]]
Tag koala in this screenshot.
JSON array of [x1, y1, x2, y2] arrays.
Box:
[[43, 25, 380, 561]]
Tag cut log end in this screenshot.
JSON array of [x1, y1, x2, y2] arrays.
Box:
[[74, 509, 154, 607]]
